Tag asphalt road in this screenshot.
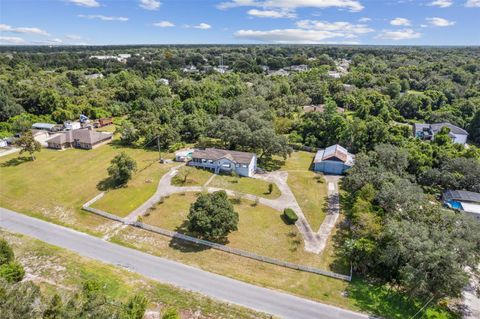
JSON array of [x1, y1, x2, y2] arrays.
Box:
[[0, 207, 370, 319]]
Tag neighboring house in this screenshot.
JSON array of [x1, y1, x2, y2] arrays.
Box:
[[189, 148, 257, 177], [85, 73, 104, 80], [413, 122, 468, 145], [32, 123, 59, 132], [327, 70, 341, 79], [268, 69, 289, 77], [94, 117, 113, 128], [64, 121, 81, 131], [313, 144, 355, 175], [182, 65, 198, 73], [156, 78, 169, 85], [286, 64, 309, 72], [175, 149, 193, 162], [443, 190, 480, 221], [32, 130, 58, 147], [46, 128, 112, 150]]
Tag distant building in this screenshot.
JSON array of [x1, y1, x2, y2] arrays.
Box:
[[268, 69, 289, 77], [46, 128, 112, 150], [93, 117, 113, 128], [85, 73, 104, 80], [64, 121, 81, 131], [443, 190, 480, 221], [189, 148, 257, 177], [156, 78, 169, 85], [287, 64, 309, 72], [413, 122, 468, 145], [327, 70, 341, 79], [175, 149, 193, 162], [32, 123, 58, 132], [213, 65, 229, 74], [182, 65, 198, 73], [313, 144, 355, 175]]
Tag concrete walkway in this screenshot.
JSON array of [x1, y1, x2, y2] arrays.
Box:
[[125, 166, 343, 254]]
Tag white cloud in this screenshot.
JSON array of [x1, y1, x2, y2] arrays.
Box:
[[139, 0, 161, 10], [390, 17, 411, 26], [194, 23, 211, 29], [295, 20, 373, 36], [68, 0, 100, 7], [429, 0, 453, 7], [247, 9, 296, 18], [234, 29, 343, 43], [465, 0, 480, 7], [78, 14, 129, 21], [153, 21, 175, 27], [358, 17, 371, 22], [218, 0, 364, 12], [377, 29, 421, 40], [426, 17, 455, 26], [0, 24, 50, 36], [0, 36, 26, 44]]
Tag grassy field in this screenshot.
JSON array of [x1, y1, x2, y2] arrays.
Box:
[[1, 230, 268, 319], [142, 192, 323, 265], [171, 166, 213, 187], [209, 174, 281, 199], [91, 162, 177, 217], [280, 151, 328, 231], [0, 141, 170, 234]]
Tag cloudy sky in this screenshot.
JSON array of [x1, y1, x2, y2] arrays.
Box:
[[1, 0, 479, 45]]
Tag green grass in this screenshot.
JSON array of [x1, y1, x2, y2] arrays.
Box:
[[288, 171, 327, 231], [91, 162, 177, 217], [209, 174, 281, 199], [142, 192, 321, 264], [0, 140, 170, 232], [1, 230, 269, 319], [280, 151, 328, 231], [171, 166, 213, 187]]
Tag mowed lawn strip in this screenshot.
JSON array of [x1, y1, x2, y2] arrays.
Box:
[[142, 192, 325, 266], [281, 151, 328, 231], [171, 166, 213, 187], [208, 174, 281, 199], [1, 230, 269, 319]]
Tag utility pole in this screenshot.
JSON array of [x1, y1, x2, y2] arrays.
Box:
[[157, 135, 162, 163]]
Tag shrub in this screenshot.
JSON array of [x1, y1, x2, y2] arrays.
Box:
[[162, 307, 180, 319], [0, 239, 14, 265], [0, 261, 25, 283], [283, 208, 298, 224]]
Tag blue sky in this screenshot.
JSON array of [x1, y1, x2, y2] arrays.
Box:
[[0, 0, 479, 45]]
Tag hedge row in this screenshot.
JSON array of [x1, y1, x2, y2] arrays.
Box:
[[283, 208, 298, 224]]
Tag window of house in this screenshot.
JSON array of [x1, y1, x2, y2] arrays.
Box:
[[242, 164, 247, 168], [208, 160, 213, 164], [222, 163, 231, 168]]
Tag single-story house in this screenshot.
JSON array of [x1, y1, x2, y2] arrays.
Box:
[[443, 190, 480, 221], [46, 128, 113, 150], [313, 144, 355, 175], [188, 148, 257, 177], [413, 122, 468, 145], [175, 149, 193, 162]]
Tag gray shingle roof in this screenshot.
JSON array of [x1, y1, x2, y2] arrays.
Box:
[[46, 129, 112, 146], [443, 190, 480, 204], [191, 148, 255, 164]]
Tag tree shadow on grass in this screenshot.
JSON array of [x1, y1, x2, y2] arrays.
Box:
[[168, 220, 231, 253], [1, 156, 31, 167], [97, 177, 122, 191]]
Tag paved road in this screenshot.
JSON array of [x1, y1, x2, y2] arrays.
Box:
[[0, 207, 370, 319]]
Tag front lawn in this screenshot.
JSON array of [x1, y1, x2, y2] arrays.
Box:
[[208, 174, 281, 199], [142, 192, 320, 265], [91, 162, 177, 217], [171, 166, 213, 187]]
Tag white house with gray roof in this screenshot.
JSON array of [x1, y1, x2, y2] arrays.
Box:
[[188, 148, 257, 177], [413, 122, 468, 145]]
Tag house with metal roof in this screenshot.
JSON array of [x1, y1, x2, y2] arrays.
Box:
[[32, 123, 59, 132], [188, 148, 257, 177], [46, 128, 113, 150], [413, 122, 468, 145], [443, 190, 480, 221], [313, 144, 355, 175]]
